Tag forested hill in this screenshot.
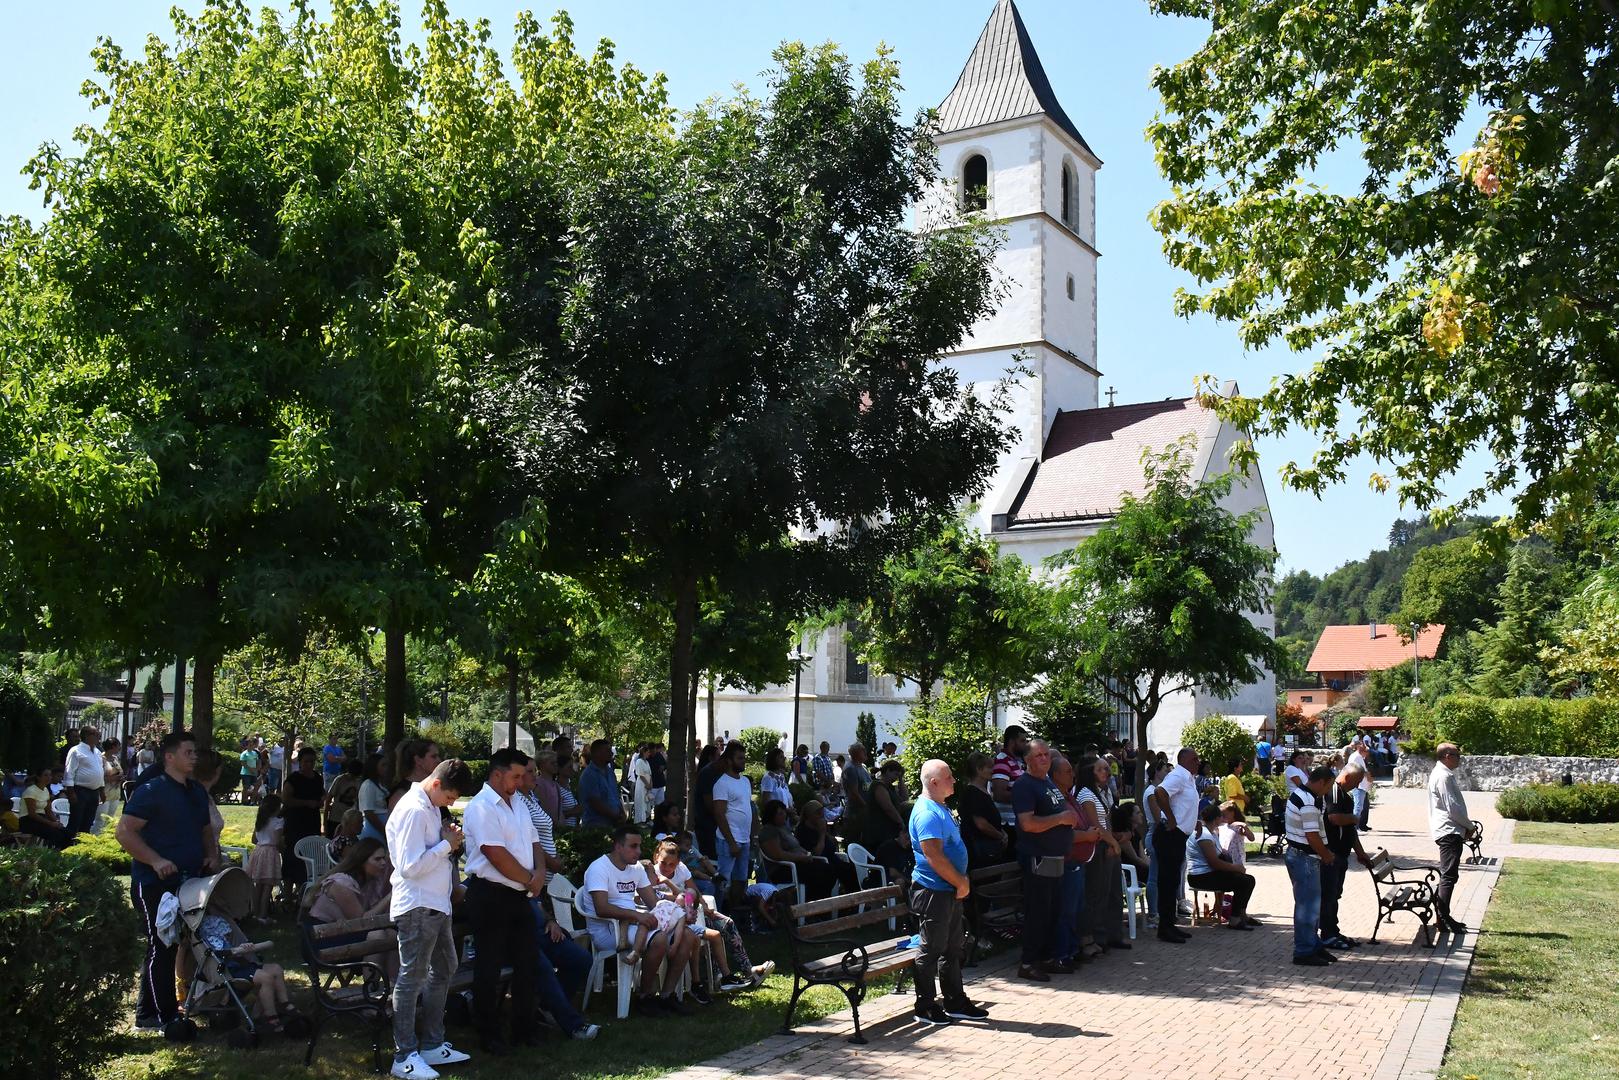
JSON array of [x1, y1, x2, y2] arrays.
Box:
[[1274, 515, 1494, 672]]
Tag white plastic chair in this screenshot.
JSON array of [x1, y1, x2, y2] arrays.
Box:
[[572, 883, 641, 1020], [845, 843, 894, 930], [52, 797, 71, 828], [757, 848, 807, 923], [294, 834, 332, 882], [1121, 863, 1148, 940], [547, 874, 590, 945]]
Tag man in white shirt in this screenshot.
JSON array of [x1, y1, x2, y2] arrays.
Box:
[[462, 748, 544, 1056], [64, 725, 105, 836], [386, 759, 471, 1080], [267, 741, 286, 793], [710, 743, 756, 911], [1347, 738, 1374, 830], [1427, 743, 1471, 934], [583, 824, 699, 1016], [1150, 748, 1201, 943]]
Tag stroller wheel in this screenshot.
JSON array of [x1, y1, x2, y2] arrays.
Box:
[[164, 1018, 198, 1043], [227, 1028, 259, 1050], [208, 1011, 241, 1031], [445, 989, 472, 1027]]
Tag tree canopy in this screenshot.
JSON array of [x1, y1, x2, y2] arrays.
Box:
[[1149, 0, 1619, 530]]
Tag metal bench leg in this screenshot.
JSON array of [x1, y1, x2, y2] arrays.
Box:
[[780, 979, 806, 1035], [844, 985, 867, 1045], [1370, 908, 1384, 944], [303, 1012, 323, 1067]]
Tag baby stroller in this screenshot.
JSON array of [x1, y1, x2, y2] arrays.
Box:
[[178, 867, 301, 1047]]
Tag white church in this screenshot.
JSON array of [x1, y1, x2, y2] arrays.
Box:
[[699, 0, 1276, 754]]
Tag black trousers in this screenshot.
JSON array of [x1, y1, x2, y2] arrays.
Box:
[[910, 884, 966, 1007], [1434, 835, 1464, 922], [133, 878, 182, 1025], [1084, 847, 1123, 943], [1019, 858, 1062, 965], [1318, 856, 1348, 939], [68, 786, 100, 836], [1152, 827, 1188, 931], [1187, 869, 1257, 917], [466, 877, 540, 1043]]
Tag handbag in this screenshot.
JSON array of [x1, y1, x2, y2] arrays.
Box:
[[1031, 854, 1066, 878]]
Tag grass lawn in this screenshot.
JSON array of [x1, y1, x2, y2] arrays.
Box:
[[1510, 820, 1619, 850], [1438, 860, 1619, 1080], [96, 893, 917, 1080]]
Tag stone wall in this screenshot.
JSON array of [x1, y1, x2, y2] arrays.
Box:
[[1393, 753, 1619, 791]]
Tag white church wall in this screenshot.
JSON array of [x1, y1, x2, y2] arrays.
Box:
[[960, 218, 1043, 352], [1042, 251, 1097, 374]]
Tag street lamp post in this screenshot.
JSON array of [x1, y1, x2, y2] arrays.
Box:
[[1411, 623, 1422, 698], [789, 647, 809, 754]]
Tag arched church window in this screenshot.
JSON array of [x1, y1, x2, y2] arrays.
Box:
[[962, 154, 988, 212], [1061, 161, 1078, 229]]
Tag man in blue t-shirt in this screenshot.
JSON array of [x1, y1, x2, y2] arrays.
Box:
[[322, 737, 346, 789], [907, 759, 987, 1026], [1256, 737, 1273, 777], [117, 730, 218, 1033], [578, 738, 627, 826], [1010, 739, 1078, 980]]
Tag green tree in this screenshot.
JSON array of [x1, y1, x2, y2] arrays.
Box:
[[1149, 0, 1619, 530], [215, 631, 378, 757], [1471, 542, 1573, 697], [1395, 535, 1507, 635], [1049, 444, 1286, 791], [896, 682, 995, 791], [857, 514, 1052, 706], [1179, 715, 1256, 776], [0, 669, 53, 771], [1018, 667, 1112, 756], [515, 43, 1010, 803]]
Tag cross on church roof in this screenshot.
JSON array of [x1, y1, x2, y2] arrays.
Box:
[[936, 0, 1099, 161]]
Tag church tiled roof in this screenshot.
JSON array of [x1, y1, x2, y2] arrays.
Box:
[[1002, 397, 1220, 526], [937, 0, 1098, 159]]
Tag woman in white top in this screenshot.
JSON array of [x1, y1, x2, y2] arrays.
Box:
[[629, 744, 655, 824], [760, 748, 794, 820], [358, 756, 390, 842]]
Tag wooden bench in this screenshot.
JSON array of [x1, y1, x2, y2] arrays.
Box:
[[780, 886, 918, 1044], [966, 861, 1022, 965], [1366, 848, 1438, 946], [301, 912, 397, 1071]]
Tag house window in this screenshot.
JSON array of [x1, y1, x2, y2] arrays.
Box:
[[1103, 677, 1135, 742], [844, 624, 869, 686], [1065, 273, 1075, 300], [1302, 695, 1313, 703], [1060, 161, 1077, 229], [962, 154, 988, 212]]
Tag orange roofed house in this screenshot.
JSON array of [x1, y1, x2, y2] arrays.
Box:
[[1286, 623, 1446, 717]]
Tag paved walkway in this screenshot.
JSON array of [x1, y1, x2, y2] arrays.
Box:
[[668, 786, 1508, 1080]]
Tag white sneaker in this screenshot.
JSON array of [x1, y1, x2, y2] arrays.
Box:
[[419, 1043, 471, 1066], [391, 1053, 441, 1080], [571, 1024, 601, 1040]]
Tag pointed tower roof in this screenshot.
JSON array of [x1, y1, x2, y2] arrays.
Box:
[[937, 0, 1098, 161]]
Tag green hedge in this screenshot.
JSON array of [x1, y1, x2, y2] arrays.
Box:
[[1, 848, 142, 1076], [1429, 695, 1619, 757], [1497, 782, 1619, 823]]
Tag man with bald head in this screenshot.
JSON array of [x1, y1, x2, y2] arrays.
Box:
[[907, 759, 985, 1025], [1012, 739, 1078, 980], [1427, 743, 1471, 934], [1151, 747, 1201, 943]]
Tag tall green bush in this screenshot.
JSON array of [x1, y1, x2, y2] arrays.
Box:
[[1496, 782, 1619, 823], [1429, 694, 1619, 757], [1, 848, 142, 1076], [737, 725, 782, 765], [0, 669, 54, 771], [1179, 714, 1256, 774], [855, 711, 878, 755], [897, 684, 994, 790]]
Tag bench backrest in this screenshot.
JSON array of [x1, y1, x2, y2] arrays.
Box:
[[305, 912, 396, 966], [1368, 849, 1396, 883], [788, 885, 908, 941]]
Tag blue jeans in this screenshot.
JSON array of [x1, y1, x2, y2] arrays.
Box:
[[1053, 863, 1087, 962], [1285, 849, 1322, 958], [715, 842, 750, 888], [1145, 845, 1159, 917], [529, 901, 592, 1033]]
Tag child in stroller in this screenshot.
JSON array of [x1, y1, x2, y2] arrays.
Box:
[[178, 866, 308, 1045]]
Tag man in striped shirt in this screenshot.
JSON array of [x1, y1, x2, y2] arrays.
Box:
[[1284, 766, 1338, 967], [990, 726, 1029, 828]]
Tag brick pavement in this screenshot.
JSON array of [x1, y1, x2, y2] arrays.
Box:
[[664, 785, 1510, 1080]]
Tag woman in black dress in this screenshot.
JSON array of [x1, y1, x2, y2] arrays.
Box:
[[958, 751, 1010, 868], [280, 747, 325, 888]]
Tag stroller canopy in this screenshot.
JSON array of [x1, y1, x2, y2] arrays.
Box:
[[178, 866, 256, 927]]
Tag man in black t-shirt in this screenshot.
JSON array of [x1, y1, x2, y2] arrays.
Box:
[[691, 755, 724, 860], [649, 743, 668, 807], [1010, 739, 1077, 982], [1320, 764, 1371, 949]]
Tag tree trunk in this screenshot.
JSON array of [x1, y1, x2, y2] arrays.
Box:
[[689, 667, 701, 780], [1133, 701, 1159, 796], [665, 574, 699, 809], [122, 662, 138, 746], [505, 657, 519, 750], [192, 651, 217, 749], [383, 620, 406, 762], [705, 672, 715, 750], [172, 655, 187, 734]]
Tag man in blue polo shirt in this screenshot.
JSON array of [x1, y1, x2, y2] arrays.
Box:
[[578, 739, 626, 827], [117, 730, 219, 1036], [907, 759, 987, 1026]]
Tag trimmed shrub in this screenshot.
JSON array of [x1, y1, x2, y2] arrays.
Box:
[[1496, 782, 1619, 823], [64, 820, 254, 872], [1400, 702, 1438, 756], [897, 685, 994, 790], [1179, 715, 1256, 776], [1, 847, 142, 1077], [1430, 695, 1619, 757], [737, 725, 782, 765], [554, 824, 614, 875], [855, 711, 878, 756]]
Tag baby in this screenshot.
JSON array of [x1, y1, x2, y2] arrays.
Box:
[[198, 914, 301, 1032]]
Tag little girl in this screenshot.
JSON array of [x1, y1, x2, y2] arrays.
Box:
[[244, 795, 284, 920], [650, 840, 773, 991], [198, 914, 304, 1034]]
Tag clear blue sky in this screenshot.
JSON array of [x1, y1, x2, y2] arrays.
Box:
[[0, 0, 1511, 578]]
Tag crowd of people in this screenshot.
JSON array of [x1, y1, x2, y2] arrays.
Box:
[[6, 710, 1472, 1077]]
